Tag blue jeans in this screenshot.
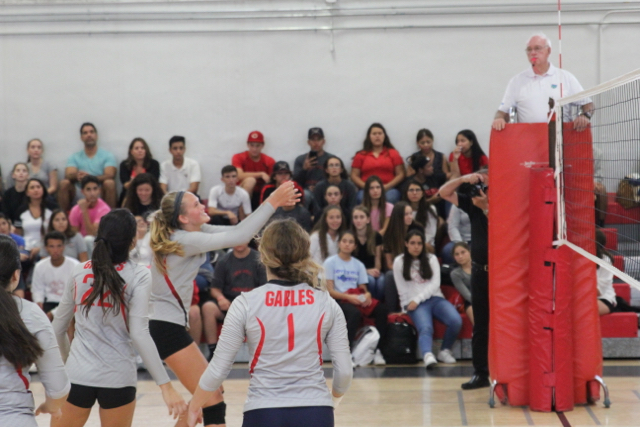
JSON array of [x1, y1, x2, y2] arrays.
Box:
[[407, 296, 462, 356], [366, 274, 385, 301], [356, 188, 401, 204]]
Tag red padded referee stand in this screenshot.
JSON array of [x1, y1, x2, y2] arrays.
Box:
[[489, 123, 602, 411]]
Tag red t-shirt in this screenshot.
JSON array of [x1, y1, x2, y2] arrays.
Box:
[[231, 151, 276, 193], [448, 152, 489, 176], [351, 148, 403, 184]]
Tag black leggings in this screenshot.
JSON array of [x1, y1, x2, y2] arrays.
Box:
[[337, 300, 388, 350], [243, 406, 333, 427]]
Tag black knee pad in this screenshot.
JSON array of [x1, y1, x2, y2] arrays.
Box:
[[203, 401, 226, 425]]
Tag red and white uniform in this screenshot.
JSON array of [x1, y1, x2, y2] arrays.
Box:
[[199, 280, 352, 412]]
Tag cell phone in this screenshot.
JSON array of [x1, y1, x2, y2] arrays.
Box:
[[309, 151, 318, 159]]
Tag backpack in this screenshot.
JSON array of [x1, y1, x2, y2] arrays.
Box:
[[382, 317, 418, 364], [351, 326, 380, 367]]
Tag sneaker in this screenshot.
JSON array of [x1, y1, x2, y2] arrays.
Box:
[[373, 349, 386, 366], [437, 349, 457, 364], [423, 352, 437, 369]]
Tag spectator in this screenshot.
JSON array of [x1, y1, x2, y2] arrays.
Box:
[[207, 165, 252, 226], [129, 215, 152, 267], [293, 127, 335, 211], [362, 175, 394, 236], [382, 202, 425, 312], [124, 173, 163, 218], [492, 33, 594, 132], [0, 213, 27, 260], [259, 161, 304, 205], [205, 243, 267, 360], [324, 230, 388, 365], [595, 229, 640, 315], [46, 209, 88, 262], [441, 205, 471, 265], [159, 135, 201, 194], [449, 130, 489, 179], [26, 139, 58, 196], [313, 156, 358, 220], [313, 184, 349, 228], [15, 178, 56, 260], [406, 138, 449, 218], [351, 205, 385, 301], [594, 146, 607, 228], [403, 180, 441, 254], [68, 175, 111, 258], [31, 231, 80, 320], [351, 123, 405, 203], [439, 169, 490, 390], [2, 163, 30, 224], [272, 203, 312, 232], [310, 205, 346, 265], [394, 230, 462, 368], [59, 122, 117, 210], [0, 213, 29, 297], [119, 137, 160, 205], [232, 130, 276, 208], [450, 242, 474, 324]]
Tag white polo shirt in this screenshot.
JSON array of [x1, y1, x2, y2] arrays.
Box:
[[159, 157, 201, 192], [498, 64, 590, 123]]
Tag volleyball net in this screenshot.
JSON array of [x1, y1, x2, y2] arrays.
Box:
[[555, 68, 640, 290]]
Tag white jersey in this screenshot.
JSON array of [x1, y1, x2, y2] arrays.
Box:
[[52, 260, 170, 389], [31, 256, 80, 304], [199, 280, 352, 412], [150, 202, 275, 327], [0, 298, 69, 427]]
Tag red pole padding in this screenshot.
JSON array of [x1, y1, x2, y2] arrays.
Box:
[[554, 245, 576, 411], [488, 124, 549, 406], [527, 167, 556, 412], [561, 124, 602, 404]]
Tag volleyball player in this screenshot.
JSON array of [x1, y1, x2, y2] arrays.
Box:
[[51, 209, 187, 427], [0, 235, 70, 427], [149, 182, 299, 427], [186, 219, 352, 427]]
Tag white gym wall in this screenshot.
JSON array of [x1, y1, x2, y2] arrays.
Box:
[[1, 0, 640, 194]]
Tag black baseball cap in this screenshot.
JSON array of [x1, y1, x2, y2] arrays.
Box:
[[308, 127, 324, 139], [273, 161, 292, 174]]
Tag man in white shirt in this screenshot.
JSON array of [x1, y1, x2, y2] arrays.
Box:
[[32, 231, 80, 320], [492, 33, 594, 131], [159, 135, 201, 194], [207, 165, 252, 225]]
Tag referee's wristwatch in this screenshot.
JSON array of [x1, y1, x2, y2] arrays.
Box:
[[579, 110, 592, 120]]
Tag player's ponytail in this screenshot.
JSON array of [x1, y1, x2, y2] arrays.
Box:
[[82, 209, 135, 316], [259, 219, 325, 290], [0, 235, 43, 368], [150, 192, 185, 275]]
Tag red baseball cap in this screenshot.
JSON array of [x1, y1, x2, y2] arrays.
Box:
[[247, 131, 264, 144]]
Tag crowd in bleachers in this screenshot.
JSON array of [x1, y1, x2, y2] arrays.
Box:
[[0, 121, 490, 368]]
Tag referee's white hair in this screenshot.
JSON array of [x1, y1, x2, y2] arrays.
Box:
[[526, 33, 552, 49]]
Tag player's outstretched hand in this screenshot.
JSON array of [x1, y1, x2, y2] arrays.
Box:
[[160, 383, 188, 419], [266, 181, 301, 209]]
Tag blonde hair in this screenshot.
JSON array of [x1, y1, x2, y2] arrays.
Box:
[[150, 192, 185, 275], [259, 219, 325, 291]]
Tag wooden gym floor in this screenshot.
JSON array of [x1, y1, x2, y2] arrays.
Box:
[[33, 360, 640, 426]]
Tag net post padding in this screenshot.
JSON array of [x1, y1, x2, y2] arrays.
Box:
[[560, 123, 603, 404], [488, 123, 549, 406], [528, 167, 572, 412]]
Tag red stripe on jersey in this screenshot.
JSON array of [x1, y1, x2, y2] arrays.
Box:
[[163, 260, 188, 327], [121, 285, 129, 332], [287, 313, 295, 351], [73, 281, 78, 313], [316, 313, 325, 365], [250, 317, 266, 375], [15, 364, 29, 389]]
